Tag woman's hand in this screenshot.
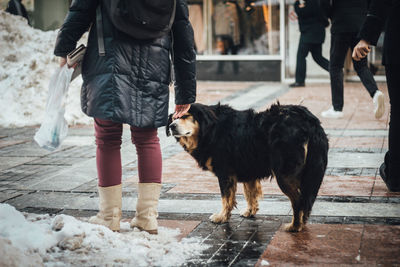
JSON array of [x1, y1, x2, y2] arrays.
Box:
[[58, 57, 78, 68], [59, 57, 67, 67], [352, 40, 371, 61], [173, 104, 191, 119]]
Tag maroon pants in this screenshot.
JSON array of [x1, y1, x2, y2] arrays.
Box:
[[94, 118, 162, 187]]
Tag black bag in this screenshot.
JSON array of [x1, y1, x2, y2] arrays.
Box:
[[102, 0, 176, 40]]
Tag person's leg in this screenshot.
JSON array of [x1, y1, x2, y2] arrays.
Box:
[[383, 65, 400, 191], [131, 127, 162, 183], [89, 118, 123, 231], [130, 126, 162, 234], [94, 118, 123, 186], [350, 35, 385, 118], [294, 39, 310, 84], [310, 43, 329, 72], [329, 33, 349, 111]]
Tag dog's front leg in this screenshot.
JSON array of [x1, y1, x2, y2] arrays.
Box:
[[241, 180, 263, 218], [210, 175, 237, 224]]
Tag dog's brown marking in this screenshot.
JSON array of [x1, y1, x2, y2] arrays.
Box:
[[175, 114, 199, 153], [209, 176, 237, 223], [205, 157, 213, 171], [241, 180, 263, 218], [303, 142, 308, 164], [178, 136, 198, 153], [276, 175, 304, 232]]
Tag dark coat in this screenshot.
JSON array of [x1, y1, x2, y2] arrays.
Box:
[[328, 0, 370, 34], [54, 0, 196, 128], [6, 0, 30, 25], [358, 0, 400, 66], [294, 0, 329, 44]]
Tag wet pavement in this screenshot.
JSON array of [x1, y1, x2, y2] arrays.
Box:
[[1, 81, 400, 266]]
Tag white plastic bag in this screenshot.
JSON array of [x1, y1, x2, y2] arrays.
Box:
[[34, 65, 74, 151]]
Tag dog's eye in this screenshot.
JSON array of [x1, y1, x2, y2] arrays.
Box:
[[180, 115, 190, 120]]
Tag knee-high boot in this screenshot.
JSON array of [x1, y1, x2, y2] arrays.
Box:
[[130, 183, 161, 234], [89, 184, 122, 231]]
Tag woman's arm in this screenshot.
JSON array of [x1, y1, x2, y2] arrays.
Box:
[[171, 0, 197, 106], [54, 0, 98, 57]]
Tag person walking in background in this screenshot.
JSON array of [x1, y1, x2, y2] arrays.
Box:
[[353, 0, 400, 192], [54, 0, 196, 233], [290, 0, 330, 88], [321, 0, 384, 119], [5, 0, 30, 25]]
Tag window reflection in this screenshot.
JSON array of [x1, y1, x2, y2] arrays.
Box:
[[188, 0, 281, 56]]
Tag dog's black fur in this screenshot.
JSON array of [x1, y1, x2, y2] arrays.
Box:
[[166, 103, 329, 231]]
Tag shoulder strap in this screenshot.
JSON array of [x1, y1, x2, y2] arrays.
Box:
[[170, 30, 175, 85], [96, 5, 105, 57]]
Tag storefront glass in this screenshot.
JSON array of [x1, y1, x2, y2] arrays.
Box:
[[188, 0, 281, 56]]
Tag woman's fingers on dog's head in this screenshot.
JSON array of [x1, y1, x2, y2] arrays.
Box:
[[173, 104, 191, 119]]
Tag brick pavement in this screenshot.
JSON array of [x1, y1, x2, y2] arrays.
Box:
[[1, 81, 400, 266]]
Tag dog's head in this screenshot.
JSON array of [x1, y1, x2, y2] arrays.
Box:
[[166, 103, 218, 152]]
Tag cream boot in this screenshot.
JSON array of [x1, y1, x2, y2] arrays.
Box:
[[130, 183, 161, 234], [89, 184, 122, 231]]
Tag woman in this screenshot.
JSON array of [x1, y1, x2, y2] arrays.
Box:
[[54, 0, 197, 233]]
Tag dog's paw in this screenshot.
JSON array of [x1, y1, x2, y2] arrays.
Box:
[[284, 223, 303, 232], [209, 213, 228, 224], [240, 209, 255, 218]]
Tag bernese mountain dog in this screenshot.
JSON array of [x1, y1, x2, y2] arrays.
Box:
[[166, 103, 328, 232]]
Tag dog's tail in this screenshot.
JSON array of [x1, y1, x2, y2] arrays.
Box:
[[299, 132, 328, 222]]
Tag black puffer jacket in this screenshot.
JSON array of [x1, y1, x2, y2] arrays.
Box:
[[54, 0, 196, 128]]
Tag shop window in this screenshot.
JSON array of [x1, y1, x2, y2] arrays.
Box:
[[188, 0, 281, 56]]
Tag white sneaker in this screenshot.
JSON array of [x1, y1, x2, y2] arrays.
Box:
[[321, 107, 344, 119], [373, 90, 385, 119]]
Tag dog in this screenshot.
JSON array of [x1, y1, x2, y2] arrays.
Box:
[[166, 103, 328, 232]]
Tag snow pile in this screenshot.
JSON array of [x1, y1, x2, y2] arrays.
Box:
[[0, 10, 91, 127], [0, 204, 208, 266]]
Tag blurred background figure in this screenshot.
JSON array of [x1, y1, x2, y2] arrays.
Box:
[[290, 0, 330, 88], [5, 0, 30, 25], [321, 0, 384, 119]]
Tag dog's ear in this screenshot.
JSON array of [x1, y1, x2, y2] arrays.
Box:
[[192, 104, 218, 138], [166, 114, 173, 137]]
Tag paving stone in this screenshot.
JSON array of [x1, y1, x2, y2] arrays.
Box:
[[319, 175, 375, 197], [0, 156, 38, 171], [0, 191, 23, 202], [257, 224, 364, 266], [339, 129, 388, 137], [328, 152, 385, 168], [0, 142, 51, 157], [24, 157, 82, 166], [311, 202, 400, 217], [0, 139, 30, 149], [5, 191, 98, 210], [360, 225, 400, 265]]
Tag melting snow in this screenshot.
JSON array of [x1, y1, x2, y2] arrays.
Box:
[[0, 203, 208, 266], [0, 10, 91, 127]]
